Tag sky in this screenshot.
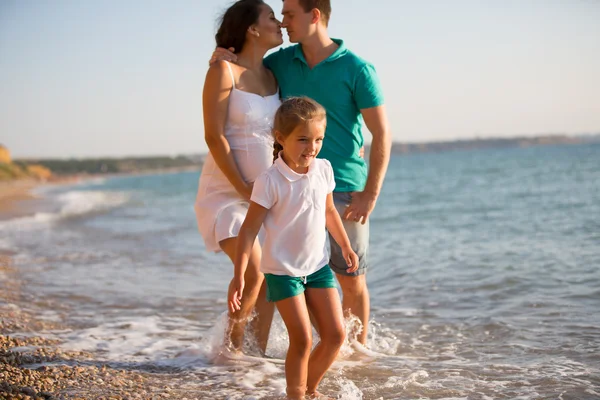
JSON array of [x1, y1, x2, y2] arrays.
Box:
[[1, 0, 599, 159]]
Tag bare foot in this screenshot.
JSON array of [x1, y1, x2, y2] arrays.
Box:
[[211, 346, 242, 365]]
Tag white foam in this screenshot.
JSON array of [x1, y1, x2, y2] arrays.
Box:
[[58, 315, 205, 365], [55, 190, 129, 218], [333, 376, 364, 399], [383, 370, 429, 390], [0, 190, 130, 229]]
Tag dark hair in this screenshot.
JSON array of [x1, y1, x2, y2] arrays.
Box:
[[272, 97, 327, 161], [216, 0, 265, 53], [297, 0, 331, 26]]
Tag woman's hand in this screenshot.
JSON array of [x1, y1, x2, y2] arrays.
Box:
[[342, 246, 360, 274], [228, 276, 245, 313], [238, 182, 254, 201]]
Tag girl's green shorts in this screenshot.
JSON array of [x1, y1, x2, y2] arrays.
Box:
[[264, 265, 337, 303]]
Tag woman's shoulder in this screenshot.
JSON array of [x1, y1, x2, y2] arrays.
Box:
[[205, 61, 235, 90], [206, 60, 233, 76]]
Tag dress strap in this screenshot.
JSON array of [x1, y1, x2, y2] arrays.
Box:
[[224, 61, 236, 89]]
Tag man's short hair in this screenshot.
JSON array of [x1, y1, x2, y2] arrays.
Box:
[[299, 0, 331, 26]]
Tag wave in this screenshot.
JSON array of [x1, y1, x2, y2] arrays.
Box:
[[0, 190, 130, 229]]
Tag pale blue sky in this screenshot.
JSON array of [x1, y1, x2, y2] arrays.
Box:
[[1, 0, 599, 158]]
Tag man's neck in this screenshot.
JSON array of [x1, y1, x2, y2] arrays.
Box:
[[300, 29, 337, 68]]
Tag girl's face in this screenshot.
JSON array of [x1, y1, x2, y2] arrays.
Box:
[[276, 119, 326, 174], [253, 5, 283, 49]]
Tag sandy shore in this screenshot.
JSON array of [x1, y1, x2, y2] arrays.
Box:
[[0, 180, 219, 400], [0, 254, 222, 400], [0, 181, 39, 221]]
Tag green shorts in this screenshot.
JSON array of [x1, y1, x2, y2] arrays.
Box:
[[264, 265, 337, 303]]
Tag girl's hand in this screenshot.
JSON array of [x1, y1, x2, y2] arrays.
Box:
[[343, 247, 360, 274], [228, 277, 245, 313]]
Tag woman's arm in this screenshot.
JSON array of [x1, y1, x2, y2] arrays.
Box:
[[228, 201, 269, 312], [203, 61, 252, 200], [325, 193, 359, 273]]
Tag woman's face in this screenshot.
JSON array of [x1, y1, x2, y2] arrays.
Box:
[[254, 5, 283, 49]]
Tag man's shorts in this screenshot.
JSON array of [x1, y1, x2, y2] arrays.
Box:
[[264, 265, 337, 303], [328, 191, 369, 277]]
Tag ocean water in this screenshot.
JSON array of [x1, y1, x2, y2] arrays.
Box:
[[1, 144, 599, 399]]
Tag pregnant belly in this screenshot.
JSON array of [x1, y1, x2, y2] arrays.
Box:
[[233, 144, 273, 183]]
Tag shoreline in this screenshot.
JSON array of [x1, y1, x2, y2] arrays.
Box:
[[0, 180, 40, 221], [0, 253, 204, 399], [0, 177, 218, 400], [0, 166, 200, 222]]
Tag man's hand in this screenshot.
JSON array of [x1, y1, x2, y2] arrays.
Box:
[[210, 47, 237, 66], [228, 276, 245, 313], [343, 191, 378, 225]]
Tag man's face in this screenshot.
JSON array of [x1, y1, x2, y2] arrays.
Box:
[[281, 0, 314, 43]]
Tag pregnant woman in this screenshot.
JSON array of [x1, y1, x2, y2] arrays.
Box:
[[194, 0, 283, 356]]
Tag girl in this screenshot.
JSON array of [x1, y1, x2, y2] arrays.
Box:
[[194, 0, 283, 355], [229, 97, 359, 400]]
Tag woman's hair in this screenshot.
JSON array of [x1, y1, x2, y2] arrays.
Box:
[[216, 0, 265, 54], [272, 97, 327, 161]]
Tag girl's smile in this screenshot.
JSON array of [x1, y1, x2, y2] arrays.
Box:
[[276, 119, 326, 174]]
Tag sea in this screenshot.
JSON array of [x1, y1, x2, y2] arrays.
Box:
[[1, 143, 599, 399]]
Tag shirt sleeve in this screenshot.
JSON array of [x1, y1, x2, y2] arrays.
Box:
[[354, 63, 385, 110], [251, 172, 276, 209], [323, 160, 336, 193]]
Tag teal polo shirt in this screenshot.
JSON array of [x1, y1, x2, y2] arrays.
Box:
[[264, 39, 385, 192]]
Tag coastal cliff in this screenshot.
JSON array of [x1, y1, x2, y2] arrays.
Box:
[[0, 145, 52, 181]]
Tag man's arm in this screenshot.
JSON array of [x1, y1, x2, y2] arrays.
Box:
[[209, 47, 281, 70], [361, 105, 392, 197], [343, 105, 391, 224]]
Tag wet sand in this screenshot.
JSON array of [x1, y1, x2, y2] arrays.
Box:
[[0, 181, 39, 221], [0, 255, 220, 400], [0, 182, 217, 400]]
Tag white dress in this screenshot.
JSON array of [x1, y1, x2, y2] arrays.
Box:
[[194, 61, 281, 252]]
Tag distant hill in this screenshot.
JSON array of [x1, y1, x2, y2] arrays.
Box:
[[0, 144, 52, 181], [385, 134, 598, 155], [14, 155, 203, 176]]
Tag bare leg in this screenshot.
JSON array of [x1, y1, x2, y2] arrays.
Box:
[[304, 287, 345, 395], [249, 279, 274, 354], [336, 274, 370, 345], [220, 237, 272, 352], [275, 294, 312, 400]]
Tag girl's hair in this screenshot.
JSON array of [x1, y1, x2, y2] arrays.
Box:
[[272, 97, 327, 161], [216, 0, 265, 54]]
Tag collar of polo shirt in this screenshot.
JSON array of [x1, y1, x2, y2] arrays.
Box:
[[274, 152, 317, 181]]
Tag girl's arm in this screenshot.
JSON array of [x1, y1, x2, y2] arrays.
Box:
[[203, 61, 252, 200], [325, 193, 359, 273], [228, 201, 269, 312]]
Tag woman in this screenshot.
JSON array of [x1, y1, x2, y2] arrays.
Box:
[[194, 0, 283, 356]]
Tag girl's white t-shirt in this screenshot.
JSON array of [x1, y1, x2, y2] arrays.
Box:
[[251, 156, 336, 277]]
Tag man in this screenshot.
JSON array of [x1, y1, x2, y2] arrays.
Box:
[[212, 0, 391, 345]]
